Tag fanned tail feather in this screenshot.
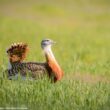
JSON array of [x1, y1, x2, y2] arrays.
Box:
[[7, 42, 29, 62]]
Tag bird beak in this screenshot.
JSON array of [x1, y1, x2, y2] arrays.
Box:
[[51, 41, 56, 44], [53, 41, 56, 44]]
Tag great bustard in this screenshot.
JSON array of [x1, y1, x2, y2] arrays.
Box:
[[5, 39, 64, 82]]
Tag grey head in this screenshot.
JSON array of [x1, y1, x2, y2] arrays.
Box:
[[41, 39, 56, 49]]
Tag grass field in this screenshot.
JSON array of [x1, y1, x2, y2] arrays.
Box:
[[0, 0, 110, 109]]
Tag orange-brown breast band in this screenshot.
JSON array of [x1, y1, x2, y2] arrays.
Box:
[[48, 57, 64, 81]]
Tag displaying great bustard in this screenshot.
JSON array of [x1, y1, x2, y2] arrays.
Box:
[[5, 39, 64, 82]]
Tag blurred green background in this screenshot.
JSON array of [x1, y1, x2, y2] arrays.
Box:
[[0, 0, 110, 109]]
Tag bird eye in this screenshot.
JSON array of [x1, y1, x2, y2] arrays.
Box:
[[46, 39, 49, 41]]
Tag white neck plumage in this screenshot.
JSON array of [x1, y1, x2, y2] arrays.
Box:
[[43, 45, 63, 82], [43, 45, 56, 61]]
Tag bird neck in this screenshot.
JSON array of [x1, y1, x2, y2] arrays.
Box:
[[43, 46, 63, 82], [43, 46, 55, 61]]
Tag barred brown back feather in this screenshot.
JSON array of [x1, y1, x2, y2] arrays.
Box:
[[7, 43, 29, 62]]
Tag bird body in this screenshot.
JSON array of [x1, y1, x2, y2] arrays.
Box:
[[7, 62, 51, 80], [5, 39, 64, 82]]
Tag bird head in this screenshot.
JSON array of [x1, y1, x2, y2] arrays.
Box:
[[41, 39, 56, 49]]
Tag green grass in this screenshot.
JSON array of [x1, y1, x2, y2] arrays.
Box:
[[0, 0, 110, 109], [0, 77, 110, 110]]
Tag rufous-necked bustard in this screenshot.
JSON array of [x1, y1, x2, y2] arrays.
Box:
[[5, 39, 64, 82]]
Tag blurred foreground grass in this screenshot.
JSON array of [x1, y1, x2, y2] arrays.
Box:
[[0, 77, 110, 110]]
